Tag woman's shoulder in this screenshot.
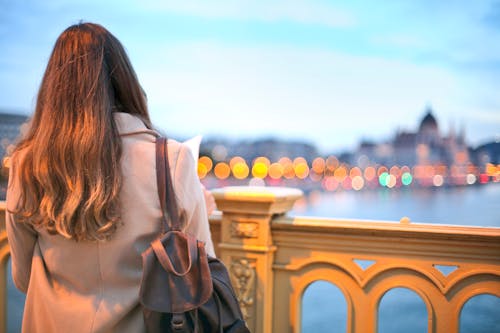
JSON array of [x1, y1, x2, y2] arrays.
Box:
[[166, 138, 194, 165], [165, 138, 198, 193]]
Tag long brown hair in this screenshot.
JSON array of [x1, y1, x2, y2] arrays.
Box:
[[11, 22, 151, 241]]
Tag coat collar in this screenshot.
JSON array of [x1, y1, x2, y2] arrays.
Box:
[[113, 112, 159, 137]]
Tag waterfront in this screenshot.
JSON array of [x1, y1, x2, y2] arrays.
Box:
[[6, 184, 500, 332], [291, 183, 500, 227]]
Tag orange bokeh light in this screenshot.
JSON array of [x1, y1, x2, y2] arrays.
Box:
[[198, 156, 213, 172], [377, 166, 388, 177], [349, 166, 362, 178], [214, 162, 231, 180], [268, 163, 284, 179], [364, 166, 376, 181], [312, 157, 326, 174], [334, 166, 347, 181]]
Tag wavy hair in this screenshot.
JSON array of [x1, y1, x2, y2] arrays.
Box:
[[11, 22, 151, 241]]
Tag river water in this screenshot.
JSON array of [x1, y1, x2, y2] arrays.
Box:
[[291, 183, 500, 227], [6, 184, 500, 332]]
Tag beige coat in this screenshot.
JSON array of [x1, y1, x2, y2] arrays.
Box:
[[6, 112, 215, 333]]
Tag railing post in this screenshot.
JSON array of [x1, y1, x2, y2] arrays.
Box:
[[212, 186, 302, 333]]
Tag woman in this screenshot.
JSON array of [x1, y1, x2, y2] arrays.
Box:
[[6, 22, 215, 333]]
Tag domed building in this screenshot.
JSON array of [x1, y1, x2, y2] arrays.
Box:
[[415, 107, 444, 164], [418, 108, 439, 140], [353, 106, 470, 168], [419, 109, 438, 131]]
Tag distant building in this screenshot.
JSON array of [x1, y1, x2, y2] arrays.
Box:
[[352, 107, 470, 167]]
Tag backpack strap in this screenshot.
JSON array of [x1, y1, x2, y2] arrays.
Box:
[[155, 137, 184, 232]]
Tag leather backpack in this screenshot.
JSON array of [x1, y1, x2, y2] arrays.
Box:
[[139, 137, 251, 333]]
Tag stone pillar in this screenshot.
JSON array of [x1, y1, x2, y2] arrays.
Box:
[[212, 186, 302, 333]]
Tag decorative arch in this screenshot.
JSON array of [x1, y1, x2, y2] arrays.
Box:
[[283, 255, 365, 286], [445, 270, 500, 294], [362, 263, 445, 292], [364, 267, 437, 333], [289, 264, 356, 333]]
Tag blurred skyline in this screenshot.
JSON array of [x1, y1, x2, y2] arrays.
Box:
[[1, 0, 499, 153]]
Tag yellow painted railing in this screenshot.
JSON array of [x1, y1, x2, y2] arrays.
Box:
[[211, 187, 500, 333], [2, 187, 500, 333]]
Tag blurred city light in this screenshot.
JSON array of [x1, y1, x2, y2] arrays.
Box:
[[193, 152, 497, 191]]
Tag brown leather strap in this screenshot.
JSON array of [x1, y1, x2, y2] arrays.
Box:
[[156, 137, 184, 232], [151, 231, 199, 277], [156, 137, 168, 232]]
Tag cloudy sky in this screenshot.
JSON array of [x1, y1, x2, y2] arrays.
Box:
[[1, 0, 499, 153]]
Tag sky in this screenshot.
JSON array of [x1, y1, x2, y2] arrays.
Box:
[[1, 0, 499, 153]]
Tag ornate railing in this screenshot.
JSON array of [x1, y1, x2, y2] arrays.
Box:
[[2, 187, 500, 333], [211, 187, 500, 333]]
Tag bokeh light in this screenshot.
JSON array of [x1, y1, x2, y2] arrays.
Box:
[[232, 161, 249, 180], [322, 177, 339, 191], [252, 162, 268, 179], [198, 156, 213, 171], [386, 174, 397, 188], [211, 145, 228, 161], [268, 163, 284, 179], [377, 166, 388, 177], [197, 163, 208, 179], [433, 174, 444, 187], [191, 150, 492, 192], [230, 156, 246, 168], [466, 174, 476, 185], [334, 166, 347, 181], [294, 157, 309, 179], [364, 166, 376, 181], [349, 166, 362, 178], [214, 162, 230, 180], [379, 172, 389, 187], [248, 177, 265, 187], [253, 156, 271, 166], [197, 156, 213, 179], [312, 157, 326, 174], [402, 172, 413, 186], [389, 166, 401, 177], [352, 175, 364, 191]]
